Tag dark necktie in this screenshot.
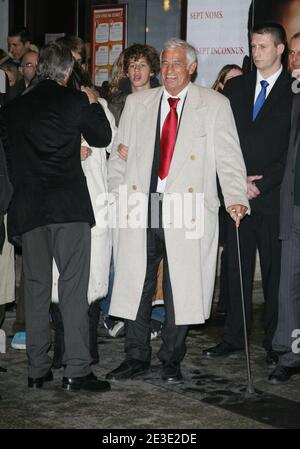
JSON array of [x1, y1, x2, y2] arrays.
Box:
[[253, 80, 269, 120], [158, 97, 180, 180]]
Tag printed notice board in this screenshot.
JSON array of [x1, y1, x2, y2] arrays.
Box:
[[91, 4, 127, 87]]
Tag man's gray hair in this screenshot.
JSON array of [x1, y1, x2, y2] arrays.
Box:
[[160, 38, 198, 66], [36, 42, 74, 81]]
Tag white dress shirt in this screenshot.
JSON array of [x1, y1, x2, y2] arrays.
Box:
[[156, 83, 190, 193], [254, 65, 283, 103]]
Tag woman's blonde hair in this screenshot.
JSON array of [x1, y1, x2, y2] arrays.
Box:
[[212, 64, 243, 92], [109, 51, 125, 94]]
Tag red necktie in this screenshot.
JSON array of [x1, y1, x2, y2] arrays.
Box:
[[158, 97, 180, 180]]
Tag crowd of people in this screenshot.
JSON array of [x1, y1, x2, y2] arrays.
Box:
[[0, 21, 300, 394]]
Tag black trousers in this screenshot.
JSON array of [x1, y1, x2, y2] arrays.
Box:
[[22, 222, 92, 378], [223, 210, 281, 350], [273, 206, 300, 367], [125, 200, 189, 365]]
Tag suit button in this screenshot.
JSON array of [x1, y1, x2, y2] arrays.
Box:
[[190, 155, 196, 160], [188, 187, 194, 193], [191, 218, 196, 223], [132, 185, 137, 190], [126, 214, 129, 220]]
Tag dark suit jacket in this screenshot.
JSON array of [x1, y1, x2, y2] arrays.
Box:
[[223, 69, 293, 213], [9, 78, 26, 100], [279, 93, 300, 240], [0, 79, 112, 244]]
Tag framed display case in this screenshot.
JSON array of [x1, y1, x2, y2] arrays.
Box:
[[91, 3, 127, 87]]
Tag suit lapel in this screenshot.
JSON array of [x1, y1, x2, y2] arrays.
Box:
[[245, 72, 257, 123], [136, 87, 163, 192]]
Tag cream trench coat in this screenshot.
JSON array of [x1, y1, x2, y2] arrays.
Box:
[[108, 84, 249, 325], [0, 215, 15, 306]]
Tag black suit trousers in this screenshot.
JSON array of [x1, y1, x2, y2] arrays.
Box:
[[22, 222, 92, 379], [223, 210, 281, 350], [125, 199, 189, 365]]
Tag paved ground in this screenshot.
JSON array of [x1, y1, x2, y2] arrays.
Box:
[[0, 287, 300, 430]]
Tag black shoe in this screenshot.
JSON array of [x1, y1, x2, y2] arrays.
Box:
[[104, 317, 125, 338], [266, 350, 279, 367], [106, 359, 150, 380], [203, 341, 243, 358], [161, 363, 184, 384], [268, 365, 300, 384], [62, 372, 111, 392], [28, 369, 53, 388]]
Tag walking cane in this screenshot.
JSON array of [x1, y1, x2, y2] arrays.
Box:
[[235, 224, 256, 397]]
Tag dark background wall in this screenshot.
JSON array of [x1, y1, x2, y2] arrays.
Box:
[[9, 0, 118, 45], [9, 0, 187, 50]]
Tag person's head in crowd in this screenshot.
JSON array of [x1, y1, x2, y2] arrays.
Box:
[[212, 64, 243, 92], [67, 60, 93, 91], [160, 37, 197, 96], [123, 43, 160, 92], [56, 36, 92, 87], [19, 51, 38, 88], [288, 31, 300, 77], [56, 35, 87, 69], [7, 27, 31, 62], [250, 22, 286, 78], [30, 43, 39, 54], [1, 62, 22, 87], [36, 42, 74, 85], [109, 51, 125, 94]]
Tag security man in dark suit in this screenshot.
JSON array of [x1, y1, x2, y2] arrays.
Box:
[[203, 23, 293, 364], [0, 43, 112, 392]]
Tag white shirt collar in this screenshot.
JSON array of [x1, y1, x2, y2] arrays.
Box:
[[163, 82, 190, 102], [256, 65, 282, 87], [254, 65, 282, 102]]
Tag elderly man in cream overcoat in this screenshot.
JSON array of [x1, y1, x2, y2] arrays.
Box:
[[106, 38, 249, 384]]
